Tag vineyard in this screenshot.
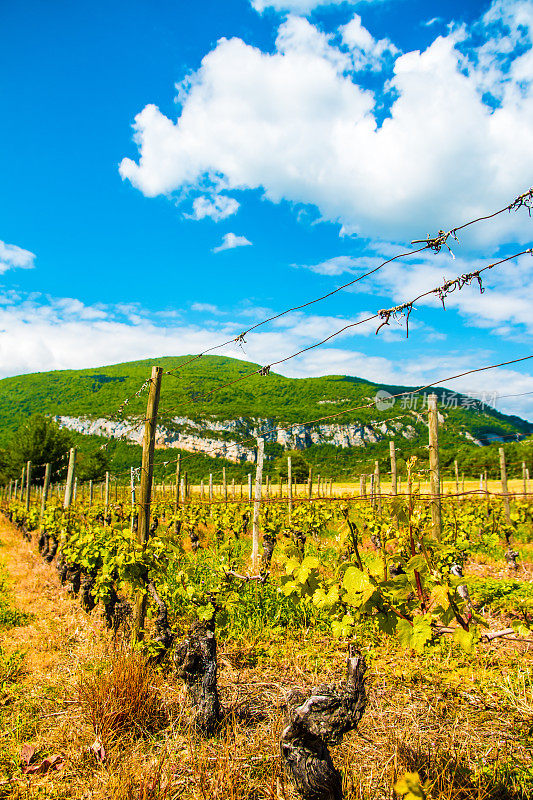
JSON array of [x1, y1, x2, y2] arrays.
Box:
[[0, 391, 532, 800]]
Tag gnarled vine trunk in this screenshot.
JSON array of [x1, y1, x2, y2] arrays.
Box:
[[174, 622, 222, 735], [280, 648, 367, 800]]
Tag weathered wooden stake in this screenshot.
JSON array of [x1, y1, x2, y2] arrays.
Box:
[[499, 447, 511, 523], [428, 393, 442, 539], [374, 461, 381, 514], [251, 438, 265, 572], [104, 471, 110, 519], [454, 460, 459, 495], [175, 454, 181, 512], [389, 441, 397, 496], [523, 461, 527, 498], [308, 467, 313, 499], [25, 461, 32, 512], [223, 467, 227, 505], [130, 467, 136, 532], [288, 456, 293, 522], [248, 472, 252, 502], [132, 366, 163, 644], [63, 448, 77, 509], [39, 463, 51, 525]]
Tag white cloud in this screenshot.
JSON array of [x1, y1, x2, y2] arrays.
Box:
[[250, 0, 359, 14], [119, 1, 533, 244], [191, 302, 224, 315], [190, 194, 239, 221], [0, 241, 36, 275], [0, 290, 531, 419], [212, 232, 252, 253], [340, 14, 398, 69]]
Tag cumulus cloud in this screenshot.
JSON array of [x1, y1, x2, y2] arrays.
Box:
[[250, 0, 359, 14], [191, 302, 224, 314], [0, 241, 36, 274], [212, 232, 252, 252], [0, 290, 531, 418], [189, 194, 239, 221], [119, 1, 533, 244]]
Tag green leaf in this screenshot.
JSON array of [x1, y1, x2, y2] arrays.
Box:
[[394, 771, 428, 800], [331, 614, 354, 638], [453, 626, 475, 653]]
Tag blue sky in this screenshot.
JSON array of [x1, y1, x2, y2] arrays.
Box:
[[1, 0, 533, 419]]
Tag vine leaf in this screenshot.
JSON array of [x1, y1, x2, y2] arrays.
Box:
[[453, 627, 475, 653]]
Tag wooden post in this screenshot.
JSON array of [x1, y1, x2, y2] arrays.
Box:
[[14, 479, 18, 500], [251, 438, 265, 572], [200, 479, 204, 499], [370, 473, 375, 508], [39, 463, 51, 525], [428, 393, 442, 538], [209, 473, 213, 505], [104, 471, 110, 519], [479, 473, 483, 491], [308, 468, 313, 500], [499, 447, 511, 522], [25, 461, 32, 513], [389, 441, 397, 496], [360, 474, 366, 498], [523, 461, 527, 498], [19, 466, 25, 501], [248, 472, 252, 502], [374, 461, 381, 513], [288, 456, 293, 522], [132, 366, 163, 644], [223, 467, 227, 505], [461, 473, 465, 494], [174, 454, 181, 512], [63, 448, 77, 509], [130, 467, 136, 532]]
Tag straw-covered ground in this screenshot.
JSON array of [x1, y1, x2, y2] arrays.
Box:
[[0, 515, 532, 800]]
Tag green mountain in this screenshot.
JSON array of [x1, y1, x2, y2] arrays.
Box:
[[0, 355, 531, 481]]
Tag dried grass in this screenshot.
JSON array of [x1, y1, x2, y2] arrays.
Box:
[[76, 647, 168, 744]]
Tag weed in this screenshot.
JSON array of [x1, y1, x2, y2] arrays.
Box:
[[76, 646, 168, 744]]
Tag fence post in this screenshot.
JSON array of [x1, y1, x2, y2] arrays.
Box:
[[209, 473, 213, 506], [132, 366, 163, 644], [223, 467, 227, 505], [19, 466, 25, 501], [130, 467, 136, 532], [39, 463, 51, 525], [428, 394, 442, 538], [63, 448, 77, 509], [251, 438, 265, 572], [360, 473, 366, 498], [390, 441, 397, 496], [288, 456, 293, 522], [25, 461, 32, 513], [374, 461, 381, 514], [174, 454, 181, 515], [308, 468, 313, 500], [499, 447, 511, 523], [104, 471, 110, 519], [454, 460, 459, 495], [248, 472, 252, 503], [523, 461, 527, 498]]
